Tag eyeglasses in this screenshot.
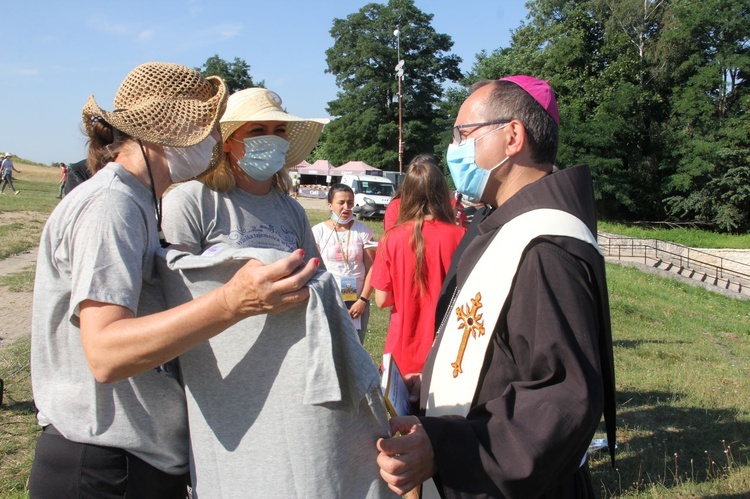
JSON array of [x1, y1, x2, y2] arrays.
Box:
[[452, 119, 511, 146]]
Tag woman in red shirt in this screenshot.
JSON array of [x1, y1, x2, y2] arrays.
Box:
[[371, 154, 466, 374]]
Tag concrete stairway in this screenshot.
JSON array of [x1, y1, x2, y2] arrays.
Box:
[[598, 232, 750, 298]]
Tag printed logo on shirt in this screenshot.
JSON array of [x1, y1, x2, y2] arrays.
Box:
[[229, 224, 297, 251]]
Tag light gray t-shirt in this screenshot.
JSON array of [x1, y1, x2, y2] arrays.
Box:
[[1, 158, 13, 176], [162, 181, 321, 259], [31, 162, 189, 474], [161, 183, 393, 498]]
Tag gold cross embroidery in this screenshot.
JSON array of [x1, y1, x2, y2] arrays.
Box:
[[451, 292, 485, 378]]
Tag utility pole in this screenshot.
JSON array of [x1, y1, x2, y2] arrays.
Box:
[[394, 27, 404, 174]]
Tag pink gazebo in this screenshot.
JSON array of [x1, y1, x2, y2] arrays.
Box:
[[296, 159, 334, 176], [295, 159, 332, 199], [291, 160, 312, 170], [330, 161, 382, 176]]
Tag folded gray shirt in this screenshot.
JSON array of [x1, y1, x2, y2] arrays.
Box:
[[157, 246, 396, 499]]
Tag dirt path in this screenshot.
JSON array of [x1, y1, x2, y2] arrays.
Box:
[[0, 248, 37, 350]]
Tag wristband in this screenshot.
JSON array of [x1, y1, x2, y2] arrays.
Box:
[[358, 296, 370, 304]]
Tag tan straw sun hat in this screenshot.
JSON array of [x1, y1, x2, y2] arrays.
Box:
[[82, 62, 228, 147], [220, 88, 329, 168]]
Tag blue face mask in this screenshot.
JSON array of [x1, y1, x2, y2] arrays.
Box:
[[330, 212, 353, 225], [235, 135, 290, 181], [446, 127, 510, 203]]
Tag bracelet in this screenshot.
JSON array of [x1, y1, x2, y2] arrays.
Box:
[[357, 296, 370, 304]]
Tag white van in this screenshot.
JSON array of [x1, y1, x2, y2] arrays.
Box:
[[340, 174, 395, 219]]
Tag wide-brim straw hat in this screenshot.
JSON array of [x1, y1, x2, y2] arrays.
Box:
[[82, 62, 228, 147], [220, 88, 329, 168]]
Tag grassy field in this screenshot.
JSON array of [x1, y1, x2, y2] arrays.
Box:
[[0, 164, 59, 260], [1, 166, 749, 497], [599, 221, 750, 250]]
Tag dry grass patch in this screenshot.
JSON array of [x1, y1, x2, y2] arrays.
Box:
[[0, 335, 37, 497], [0, 218, 46, 260]]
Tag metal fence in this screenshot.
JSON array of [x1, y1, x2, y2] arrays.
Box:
[[597, 233, 750, 293]]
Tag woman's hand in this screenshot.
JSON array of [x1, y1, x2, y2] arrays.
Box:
[[218, 249, 319, 317], [349, 298, 367, 319]]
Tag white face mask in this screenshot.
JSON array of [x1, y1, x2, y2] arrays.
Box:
[[163, 135, 217, 183]]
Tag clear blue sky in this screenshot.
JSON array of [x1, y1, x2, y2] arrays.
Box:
[[1, 0, 528, 165]]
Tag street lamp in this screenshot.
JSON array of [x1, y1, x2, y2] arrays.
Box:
[[394, 27, 404, 174]]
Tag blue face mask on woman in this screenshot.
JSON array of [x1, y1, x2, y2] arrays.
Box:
[[235, 135, 290, 181], [446, 124, 509, 203], [330, 211, 353, 225]]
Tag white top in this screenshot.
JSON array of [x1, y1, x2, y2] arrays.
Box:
[[312, 220, 374, 295]]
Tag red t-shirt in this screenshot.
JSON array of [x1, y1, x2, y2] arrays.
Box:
[[371, 220, 466, 374], [383, 197, 401, 232]]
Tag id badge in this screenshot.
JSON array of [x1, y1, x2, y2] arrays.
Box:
[[340, 276, 358, 302]]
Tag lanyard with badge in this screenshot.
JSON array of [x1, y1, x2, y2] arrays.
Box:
[[320, 222, 358, 303], [337, 229, 358, 303]]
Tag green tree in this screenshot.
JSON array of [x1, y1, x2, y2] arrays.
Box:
[[319, 0, 461, 170], [466, 0, 750, 231], [196, 55, 264, 94], [466, 0, 670, 221], [659, 0, 750, 231]]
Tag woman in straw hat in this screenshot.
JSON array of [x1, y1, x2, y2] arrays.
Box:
[[160, 88, 395, 498], [29, 64, 318, 498], [162, 87, 329, 254]]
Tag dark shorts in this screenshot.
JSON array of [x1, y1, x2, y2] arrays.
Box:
[[29, 427, 189, 499]]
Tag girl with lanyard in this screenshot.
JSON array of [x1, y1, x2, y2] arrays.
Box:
[[312, 183, 376, 342]]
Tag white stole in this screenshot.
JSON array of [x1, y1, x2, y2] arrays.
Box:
[[422, 208, 601, 499]]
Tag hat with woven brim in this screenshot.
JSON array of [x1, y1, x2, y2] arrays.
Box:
[[220, 88, 329, 168], [82, 62, 228, 147]]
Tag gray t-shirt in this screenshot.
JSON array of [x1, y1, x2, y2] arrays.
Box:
[[30, 162, 189, 474], [1, 158, 13, 176], [162, 181, 321, 259], [161, 183, 393, 497], [156, 248, 394, 499]]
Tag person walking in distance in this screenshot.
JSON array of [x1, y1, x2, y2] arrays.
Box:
[[1, 153, 21, 195], [56, 163, 68, 199]]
